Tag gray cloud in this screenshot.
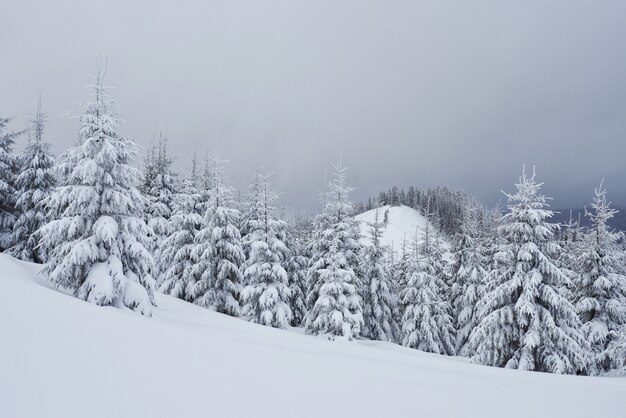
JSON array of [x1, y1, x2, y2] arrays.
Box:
[[2, 0, 626, 213]]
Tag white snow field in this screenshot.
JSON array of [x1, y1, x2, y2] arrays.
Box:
[[356, 205, 449, 254], [1, 253, 625, 418]]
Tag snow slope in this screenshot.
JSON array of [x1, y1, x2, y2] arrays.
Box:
[[356, 205, 448, 255], [1, 254, 625, 418]]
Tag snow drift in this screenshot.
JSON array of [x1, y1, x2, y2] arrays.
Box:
[[1, 253, 624, 418]]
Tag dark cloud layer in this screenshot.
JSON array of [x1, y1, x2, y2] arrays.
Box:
[[2, 1, 626, 213]]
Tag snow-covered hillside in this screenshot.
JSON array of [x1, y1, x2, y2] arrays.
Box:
[[356, 205, 448, 255], [1, 254, 624, 418]]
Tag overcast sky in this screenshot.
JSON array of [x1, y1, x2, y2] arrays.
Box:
[[2, 0, 626, 213]]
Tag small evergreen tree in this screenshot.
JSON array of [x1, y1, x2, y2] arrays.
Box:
[[39, 62, 155, 314], [8, 97, 56, 262], [575, 181, 626, 375], [604, 327, 626, 376], [468, 167, 586, 374], [241, 173, 292, 328]]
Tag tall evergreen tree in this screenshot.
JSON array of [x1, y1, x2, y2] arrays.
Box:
[[468, 168, 586, 374], [241, 173, 292, 328], [157, 154, 205, 300], [144, 133, 177, 252], [400, 228, 456, 355], [575, 181, 626, 375], [39, 63, 155, 314], [189, 157, 244, 316], [8, 96, 56, 262], [285, 215, 310, 326], [450, 202, 487, 356], [362, 204, 400, 342], [305, 159, 363, 340], [240, 170, 264, 276], [0, 117, 22, 250]]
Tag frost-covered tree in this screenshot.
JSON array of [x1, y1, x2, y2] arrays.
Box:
[[305, 159, 363, 340], [362, 204, 400, 342], [575, 181, 626, 375], [144, 133, 177, 252], [558, 211, 584, 291], [604, 328, 626, 376], [39, 63, 155, 315], [188, 157, 244, 316], [157, 154, 205, 300], [285, 215, 310, 326], [241, 173, 292, 328], [0, 117, 22, 250], [468, 168, 586, 374], [140, 139, 157, 195], [7, 97, 56, 263], [450, 202, 487, 356], [400, 229, 456, 355]]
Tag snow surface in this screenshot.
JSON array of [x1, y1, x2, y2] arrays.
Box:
[[1, 253, 625, 418], [356, 205, 449, 255]]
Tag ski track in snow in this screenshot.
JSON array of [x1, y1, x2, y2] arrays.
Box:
[[1, 254, 625, 418]]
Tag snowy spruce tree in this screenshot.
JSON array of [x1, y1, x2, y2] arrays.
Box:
[[468, 167, 586, 374], [450, 202, 487, 356], [241, 172, 292, 328], [0, 117, 22, 250], [285, 215, 310, 326], [188, 157, 244, 316], [39, 64, 155, 315], [157, 154, 205, 300], [7, 97, 56, 262], [400, 227, 456, 355], [305, 159, 363, 340], [143, 133, 177, 252], [575, 181, 626, 375], [604, 328, 626, 376], [362, 203, 400, 342]]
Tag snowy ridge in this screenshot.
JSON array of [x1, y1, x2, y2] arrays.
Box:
[[356, 205, 449, 255], [1, 253, 624, 418]]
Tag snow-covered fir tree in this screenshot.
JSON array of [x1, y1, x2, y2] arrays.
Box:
[[400, 225, 456, 355], [362, 203, 400, 342], [157, 154, 205, 300], [241, 172, 292, 328], [0, 117, 22, 251], [143, 133, 177, 253], [240, 170, 264, 274], [7, 97, 56, 262], [604, 327, 626, 376], [575, 181, 626, 375], [140, 138, 157, 195], [285, 214, 310, 326], [558, 210, 585, 291], [468, 167, 587, 374], [305, 159, 363, 340], [39, 63, 155, 315], [188, 157, 244, 316], [450, 202, 487, 356]]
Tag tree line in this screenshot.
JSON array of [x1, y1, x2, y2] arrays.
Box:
[[1, 65, 624, 376]]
